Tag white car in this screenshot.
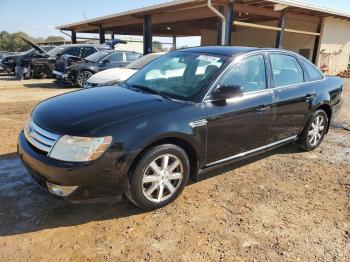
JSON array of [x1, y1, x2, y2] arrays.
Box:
[[85, 52, 165, 88]]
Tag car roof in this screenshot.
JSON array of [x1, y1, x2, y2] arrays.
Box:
[[179, 46, 297, 57]]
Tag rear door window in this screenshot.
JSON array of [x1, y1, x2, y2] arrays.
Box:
[[107, 52, 124, 62], [63, 47, 81, 57], [300, 59, 324, 81], [270, 54, 304, 87]]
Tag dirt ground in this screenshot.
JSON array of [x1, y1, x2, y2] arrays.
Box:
[[0, 73, 349, 261]]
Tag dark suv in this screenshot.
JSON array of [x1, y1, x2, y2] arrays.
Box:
[[67, 50, 142, 87], [32, 44, 110, 78], [18, 46, 343, 210]]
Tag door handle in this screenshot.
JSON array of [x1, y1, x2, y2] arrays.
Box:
[[256, 105, 271, 113], [305, 93, 316, 102]]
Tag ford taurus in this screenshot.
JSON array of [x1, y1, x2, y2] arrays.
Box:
[[17, 46, 343, 210]]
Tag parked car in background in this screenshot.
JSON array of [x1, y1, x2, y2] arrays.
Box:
[[0, 51, 16, 72], [18, 46, 343, 210], [32, 44, 112, 79], [85, 52, 164, 88], [68, 50, 142, 87], [1, 47, 47, 75]]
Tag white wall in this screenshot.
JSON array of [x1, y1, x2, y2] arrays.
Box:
[[318, 17, 350, 75], [201, 18, 319, 61]]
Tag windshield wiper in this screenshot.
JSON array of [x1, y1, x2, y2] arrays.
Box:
[[127, 83, 170, 99]]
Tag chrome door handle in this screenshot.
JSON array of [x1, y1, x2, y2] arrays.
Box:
[[256, 105, 271, 113]]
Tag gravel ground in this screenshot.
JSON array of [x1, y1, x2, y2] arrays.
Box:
[[0, 74, 349, 261]]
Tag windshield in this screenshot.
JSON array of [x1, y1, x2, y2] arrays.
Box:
[[126, 52, 228, 100], [47, 46, 65, 56], [85, 51, 111, 62]]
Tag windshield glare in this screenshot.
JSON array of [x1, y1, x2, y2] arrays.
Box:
[[85, 51, 110, 62], [126, 52, 227, 100], [126, 53, 162, 70]]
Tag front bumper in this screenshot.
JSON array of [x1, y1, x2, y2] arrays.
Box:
[[17, 131, 125, 203]]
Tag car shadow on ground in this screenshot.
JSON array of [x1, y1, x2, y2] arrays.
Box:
[[0, 143, 303, 237], [23, 82, 75, 89]]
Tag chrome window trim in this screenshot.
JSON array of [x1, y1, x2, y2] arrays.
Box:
[[202, 49, 326, 102], [205, 135, 298, 167]]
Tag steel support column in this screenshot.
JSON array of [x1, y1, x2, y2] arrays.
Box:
[[99, 26, 105, 44], [111, 33, 115, 40], [224, 2, 234, 45], [71, 31, 77, 44], [275, 10, 286, 48], [143, 15, 153, 54], [312, 22, 322, 63], [172, 36, 176, 50]]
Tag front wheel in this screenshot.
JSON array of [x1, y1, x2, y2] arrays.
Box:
[[298, 109, 328, 151], [76, 71, 93, 88], [126, 144, 190, 210]]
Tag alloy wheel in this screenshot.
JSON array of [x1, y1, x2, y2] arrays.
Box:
[[77, 72, 92, 87], [308, 115, 325, 146], [142, 154, 184, 203]]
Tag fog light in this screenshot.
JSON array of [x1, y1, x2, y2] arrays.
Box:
[[47, 182, 78, 197]]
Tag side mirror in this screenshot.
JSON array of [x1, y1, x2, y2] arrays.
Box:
[[211, 84, 243, 101]]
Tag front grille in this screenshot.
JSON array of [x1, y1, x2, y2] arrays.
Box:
[[24, 120, 60, 154]]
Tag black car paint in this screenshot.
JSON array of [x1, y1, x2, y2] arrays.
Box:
[[17, 46, 343, 203]]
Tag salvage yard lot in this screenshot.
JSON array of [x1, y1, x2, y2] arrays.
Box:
[[0, 74, 349, 261]]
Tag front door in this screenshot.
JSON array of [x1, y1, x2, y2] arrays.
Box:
[[205, 54, 275, 165]]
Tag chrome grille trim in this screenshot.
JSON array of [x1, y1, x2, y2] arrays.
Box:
[[24, 120, 60, 154]]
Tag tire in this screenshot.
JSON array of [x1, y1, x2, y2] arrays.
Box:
[[298, 109, 328, 151], [76, 71, 93, 88], [126, 144, 190, 210]]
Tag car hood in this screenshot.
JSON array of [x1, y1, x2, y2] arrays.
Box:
[[22, 37, 48, 55], [87, 68, 137, 84], [31, 86, 180, 136]]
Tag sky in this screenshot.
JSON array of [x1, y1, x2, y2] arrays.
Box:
[[1, 0, 350, 47]]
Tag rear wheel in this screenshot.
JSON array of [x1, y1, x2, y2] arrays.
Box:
[[298, 109, 328, 151], [76, 71, 92, 88], [126, 144, 190, 210]]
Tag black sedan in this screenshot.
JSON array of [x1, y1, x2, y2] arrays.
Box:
[[68, 50, 142, 88], [18, 46, 343, 210]]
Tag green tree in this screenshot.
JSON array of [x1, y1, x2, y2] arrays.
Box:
[[9, 32, 32, 51], [0, 31, 11, 51], [45, 36, 65, 42], [153, 41, 167, 52]]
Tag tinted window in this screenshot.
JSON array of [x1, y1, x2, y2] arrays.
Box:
[[81, 47, 96, 58], [107, 52, 123, 62], [220, 55, 267, 93], [270, 54, 304, 87], [126, 52, 141, 61], [63, 47, 81, 57], [301, 59, 323, 81]]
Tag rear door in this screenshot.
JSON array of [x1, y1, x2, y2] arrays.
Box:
[[205, 53, 276, 165], [268, 52, 316, 140]]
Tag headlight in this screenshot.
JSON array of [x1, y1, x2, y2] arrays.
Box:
[[49, 135, 112, 162]]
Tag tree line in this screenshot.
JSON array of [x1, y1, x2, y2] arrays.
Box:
[[0, 31, 65, 52]]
